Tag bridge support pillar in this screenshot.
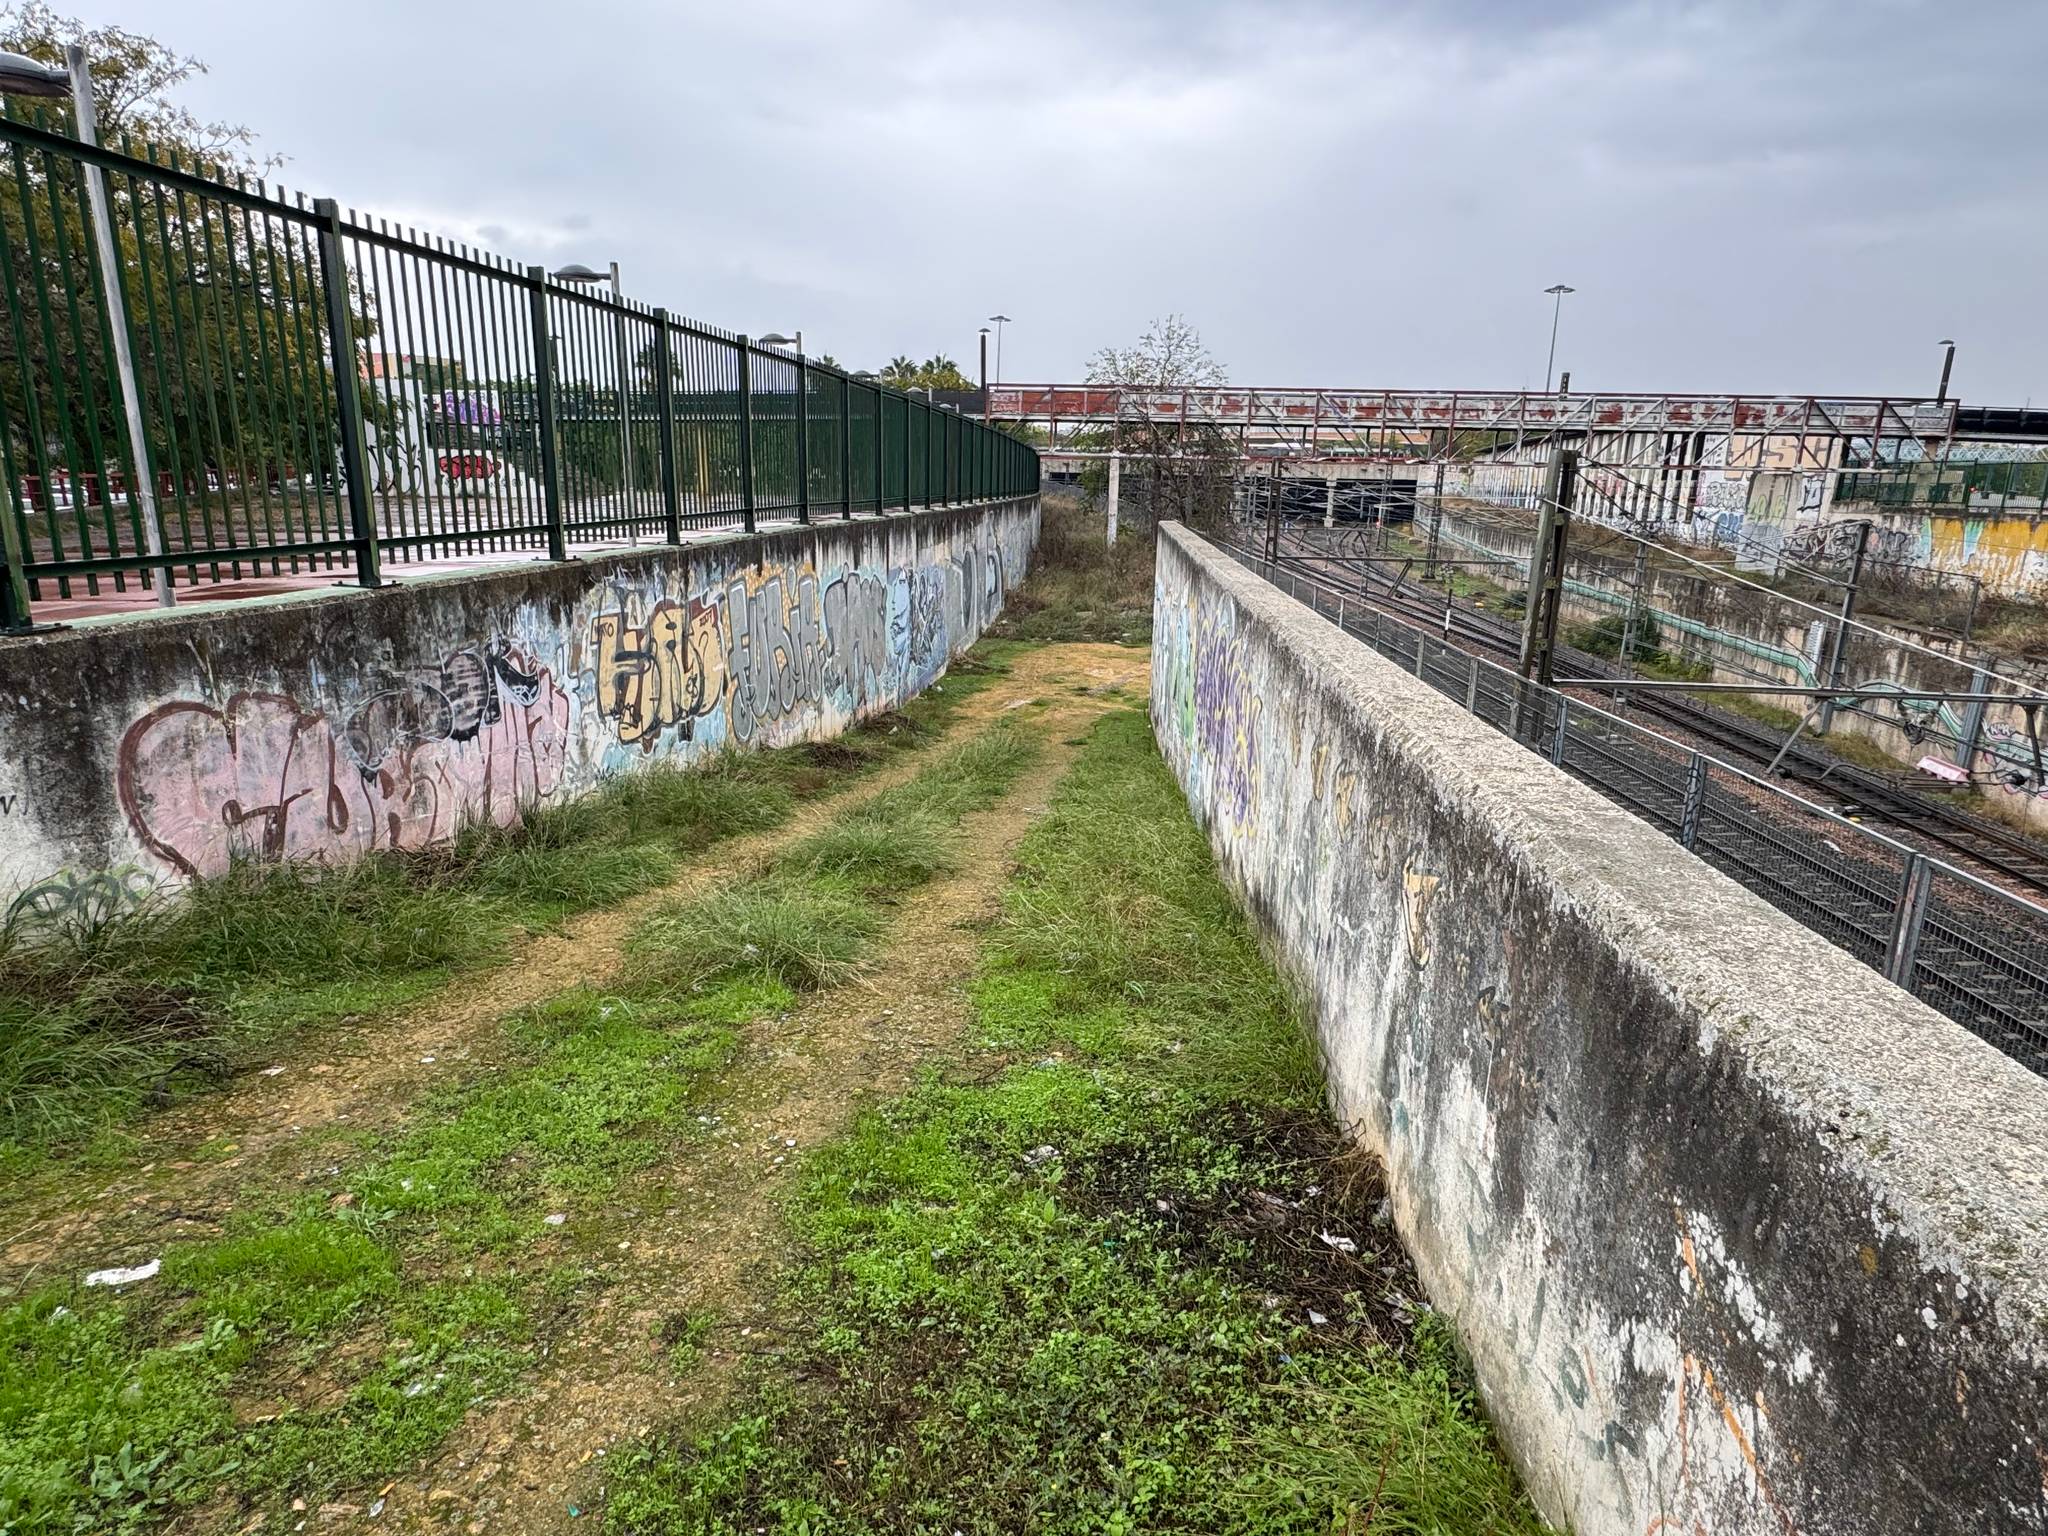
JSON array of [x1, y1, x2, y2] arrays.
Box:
[[1106, 450, 1121, 547]]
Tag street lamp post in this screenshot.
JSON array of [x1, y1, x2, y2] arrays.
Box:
[[551, 260, 635, 539], [757, 335, 808, 518], [977, 326, 990, 420], [1543, 284, 1575, 394], [1936, 339, 1956, 405], [987, 314, 1011, 387]]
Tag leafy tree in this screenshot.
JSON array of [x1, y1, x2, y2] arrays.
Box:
[[876, 354, 972, 392], [1084, 315, 1234, 522], [0, 6, 381, 537]]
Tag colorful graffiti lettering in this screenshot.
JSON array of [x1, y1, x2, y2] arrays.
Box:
[[591, 597, 725, 750], [1192, 604, 1263, 834], [118, 641, 569, 878], [101, 520, 1024, 887]]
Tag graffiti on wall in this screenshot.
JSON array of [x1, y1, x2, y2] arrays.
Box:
[[591, 597, 726, 751], [118, 640, 571, 878], [1190, 597, 1264, 835], [100, 518, 1026, 884]]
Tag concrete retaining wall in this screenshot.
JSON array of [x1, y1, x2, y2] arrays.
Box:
[[1151, 523, 2048, 1535], [0, 500, 1036, 913]]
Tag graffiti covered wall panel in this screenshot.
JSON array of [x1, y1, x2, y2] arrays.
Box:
[[0, 500, 1037, 905]]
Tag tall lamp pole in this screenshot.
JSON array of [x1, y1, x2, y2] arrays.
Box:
[[986, 313, 1011, 387], [1936, 338, 1956, 405], [1543, 283, 1575, 394], [978, 325, 990, 418], [552, 260, 634, 538]]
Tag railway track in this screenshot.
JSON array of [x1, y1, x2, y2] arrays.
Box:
[[1225, 529, 2048, 1075], [1262, 528, 2048, 899]]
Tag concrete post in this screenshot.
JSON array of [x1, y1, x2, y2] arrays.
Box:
[[1106, 449, 1121, 547], [1425, 461, 1445, 580], [1323, 478, 1336, 529]]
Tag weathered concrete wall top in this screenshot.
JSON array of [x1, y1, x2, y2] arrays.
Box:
[[1151, 523, 2048, 1536], [0, 500, 1036, 914]]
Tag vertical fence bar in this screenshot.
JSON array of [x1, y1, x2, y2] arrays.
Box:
[[795, 353, 810, 525], [901, 397, 912, 513], [840, 378, 853, 519], [737, 338, 757, 534], [1549, 700, 1569, 764], [653, 309, 681, 544], [524, 265, 567, 561], [314, 199, 381, 585], [873, 386, 885, 513]]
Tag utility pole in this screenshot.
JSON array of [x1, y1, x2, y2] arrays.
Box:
[[1818, 519, 1872, 734], [978, 326, 990, 421], [1518, 444, 1578, 685], [1543, 283, 1574, 394], [1264, 467, 1280, 564]]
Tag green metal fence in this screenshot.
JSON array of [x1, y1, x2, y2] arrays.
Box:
[[0, 111, 1039, 629]]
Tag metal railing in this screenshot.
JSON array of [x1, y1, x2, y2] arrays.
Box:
[[0, 111, 1039, 627], [1219, 538, 2048, 1079]]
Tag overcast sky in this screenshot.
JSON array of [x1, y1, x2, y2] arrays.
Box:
[[113, 0, 2048, 401]]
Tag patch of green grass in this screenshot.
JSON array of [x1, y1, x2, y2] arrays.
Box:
[[630, 878, 885, 996], [0, 693, 1047, 1536], [603, 711, 1546, 1535], [0, 710, 968, 1162], [989, 493, 1153, 646], [0, 982, 742, 1535], [635, 723, 1040, 995]]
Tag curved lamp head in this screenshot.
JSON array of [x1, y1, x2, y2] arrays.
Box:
[[757, 333, 797, 348], [1545, 283, 1575, 297], [550, 263, 607, 284], [0, 51, 70, 97]]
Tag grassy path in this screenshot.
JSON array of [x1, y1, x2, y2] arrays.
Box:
[[373, 655, 1144, 1534], [603, 708, 1549, 1536], [0, 643, 1147, 1536]]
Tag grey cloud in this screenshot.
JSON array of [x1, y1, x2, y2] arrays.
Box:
[[123, 0, 2048, 399]]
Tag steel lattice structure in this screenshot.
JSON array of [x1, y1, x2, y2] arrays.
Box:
[[994, 385, 1960, 470]]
